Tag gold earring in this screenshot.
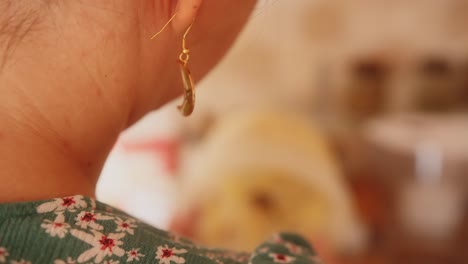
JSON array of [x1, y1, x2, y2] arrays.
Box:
[[151, 14, 196, 117]]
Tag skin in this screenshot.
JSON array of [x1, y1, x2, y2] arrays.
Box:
[[0, 0, 256, 202]]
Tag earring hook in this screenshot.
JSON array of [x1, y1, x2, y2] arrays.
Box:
[[179, 20, 194, 64], [151, 13, 178, 40]]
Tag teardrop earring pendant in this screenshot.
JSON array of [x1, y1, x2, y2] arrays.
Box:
[[151, 14, 196, 117], [176, 22, 195, 116]]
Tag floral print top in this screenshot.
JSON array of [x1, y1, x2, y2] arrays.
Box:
[[0, 196, 322, 264]]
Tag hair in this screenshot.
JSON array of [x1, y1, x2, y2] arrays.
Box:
[[0, 1, 48, 70]]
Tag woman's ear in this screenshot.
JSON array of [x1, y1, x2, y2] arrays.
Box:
[[173, 0, 203, 34]]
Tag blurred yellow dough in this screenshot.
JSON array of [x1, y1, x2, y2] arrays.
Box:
[[179, 111, 366, 252]]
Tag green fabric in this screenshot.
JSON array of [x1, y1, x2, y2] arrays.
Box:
[[0, 195, 321, 264]]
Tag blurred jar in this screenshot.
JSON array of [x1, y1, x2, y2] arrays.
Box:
[[363, 114, 468, 262], [344, 58, 389, 123], [399, 143, 464, 242], [456, 60, 468, 110], [364, 114, 468, 210], [414, 57, 458, 112]]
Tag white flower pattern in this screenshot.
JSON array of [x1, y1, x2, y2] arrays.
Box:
[[37, 195, 87, 213], [70, 229, 125, 263], [114, 217, 137, 235], [90, 199, 97, 210], [284, 242, 303, 255], [75, 210, 113, 230], [103, 260, 120, 264], [0, 247, 8, 263], [269, 253, 295, 264], [155, 245, 187, 264], [41, 213, 70, 238], [10, 260, 31, 264], [54, 257, 76, 264], [271, 234, 284, 244], [126, 248, 144, 262]]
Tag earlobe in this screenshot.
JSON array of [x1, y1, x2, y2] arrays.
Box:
[[173, 0, 203, 33]]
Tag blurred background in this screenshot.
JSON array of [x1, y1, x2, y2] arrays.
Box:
[[97, 0, 468, 263]]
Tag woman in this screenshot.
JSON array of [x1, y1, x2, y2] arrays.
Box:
[[0, 1, 320, 263]]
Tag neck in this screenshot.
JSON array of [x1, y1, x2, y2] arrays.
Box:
[[0, 1, 182, 203], [0, 5, 138, 203], [0, 60, 127, 202], [0, 119, 101, 202]]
